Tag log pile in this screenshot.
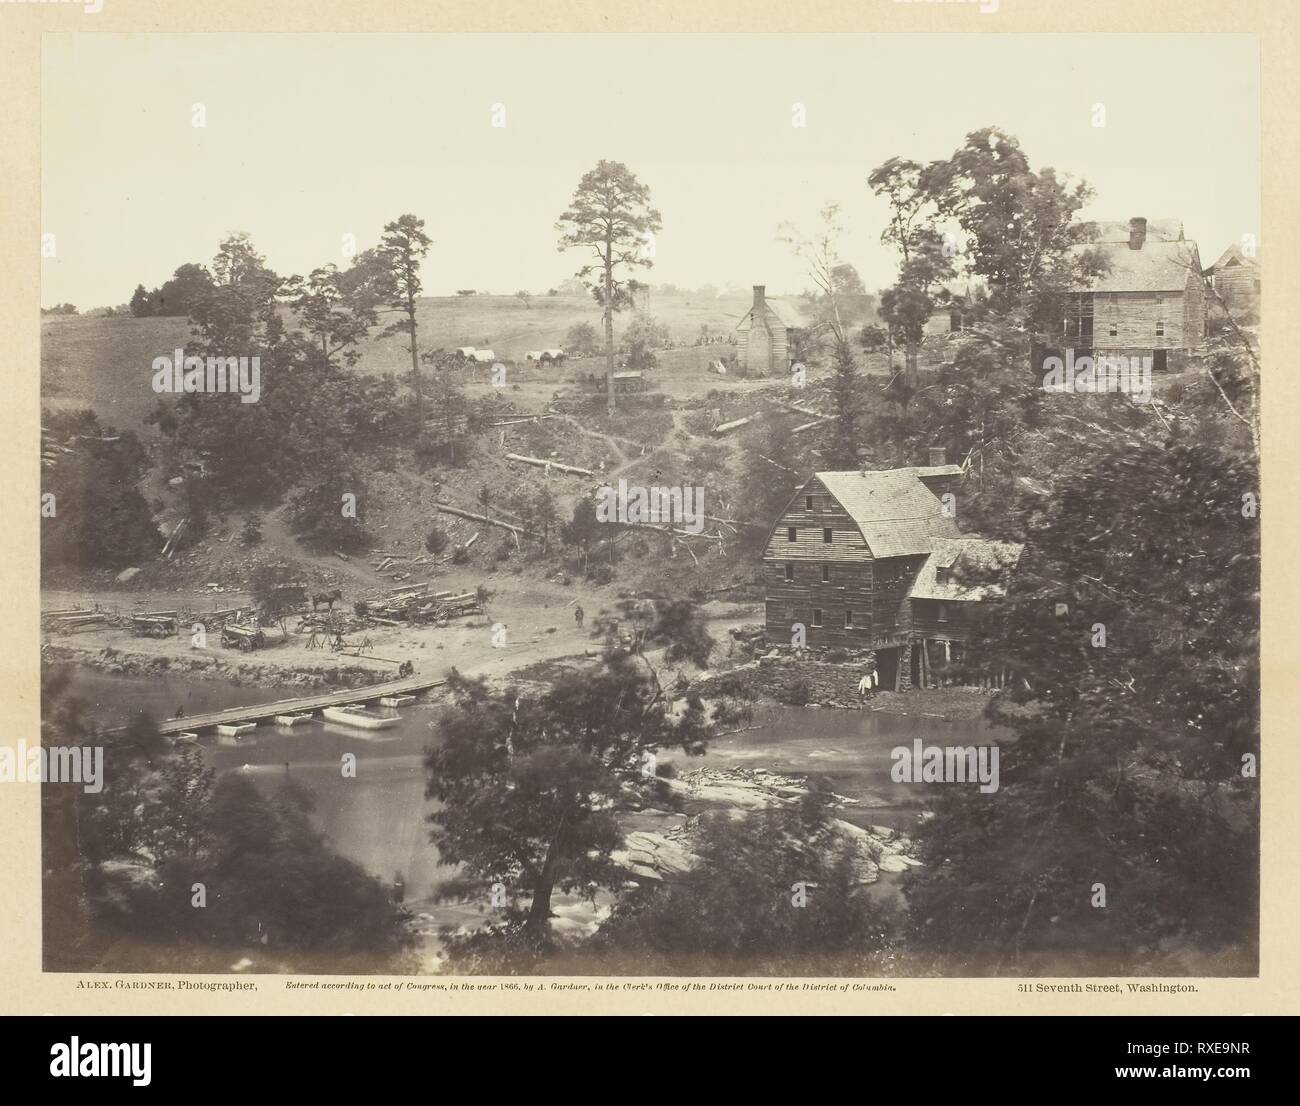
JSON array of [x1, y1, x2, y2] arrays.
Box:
[[355, 583, 483, 625]]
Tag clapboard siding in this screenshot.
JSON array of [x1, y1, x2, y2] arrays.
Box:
[[1091, 291, 1191, 349], [763, 560, 875, 646], [762, 477, 870, 562]]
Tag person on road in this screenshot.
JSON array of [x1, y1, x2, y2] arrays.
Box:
[[574, 604, 585, 628]]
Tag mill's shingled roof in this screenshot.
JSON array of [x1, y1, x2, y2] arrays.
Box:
[[815, 468, 962, 558], [909, 538, 1023, 602]]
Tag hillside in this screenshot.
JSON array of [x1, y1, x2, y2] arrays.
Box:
[[41, 292, 756, 434]]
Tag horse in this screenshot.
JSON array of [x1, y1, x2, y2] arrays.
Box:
[[311, 588, 343, 612]]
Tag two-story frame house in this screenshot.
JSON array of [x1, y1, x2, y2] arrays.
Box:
[[1063, 216, 1206, 372], [761, 455, 1022, 689]]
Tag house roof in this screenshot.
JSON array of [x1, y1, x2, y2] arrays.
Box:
[[1069, 239, 1202, 294], [1075, 219, 1184, 243], [736, 296, 813, 332], [909, 538, 1024, 602], [815, 469, 962, 558], [1208, 243, 1260, 272]]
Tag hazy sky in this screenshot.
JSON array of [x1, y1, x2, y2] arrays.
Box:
[[42, 33, 1259, 309]]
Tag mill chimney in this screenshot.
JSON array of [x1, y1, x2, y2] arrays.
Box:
[[752, 285, 767, 311], [1128, 217, 1148, 251], [928, 446, 947, 467]]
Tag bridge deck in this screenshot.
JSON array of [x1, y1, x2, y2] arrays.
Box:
[[155, 675, 446, 736]]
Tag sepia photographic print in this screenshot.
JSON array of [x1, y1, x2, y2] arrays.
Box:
[[6, 7, 1288, 1025]]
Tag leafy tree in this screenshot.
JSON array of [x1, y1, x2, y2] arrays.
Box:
[[649, 597, 714, 668], [155, 263, 215, 317], [129, 285, 152, 317], [284, 263, 378, 366], [906, 403, 1259, 975], [427, 663, 709, 943], [868, 157, 956, 388], [564, 321, 600, 357], [556, 160, 662, 413], [596, 800, 898, 975], [925, 127, 1093, 330], [561, 498, 602, 574], [286, 462, 370, 551], [40, 410, 161, 570], [619, 312, 667, 371], [831, 262, 867, 296]]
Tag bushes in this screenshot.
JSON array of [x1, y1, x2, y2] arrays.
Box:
[[425, 525, 449, 554]]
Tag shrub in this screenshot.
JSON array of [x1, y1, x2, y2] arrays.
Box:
[[425, 526, 449, 555]]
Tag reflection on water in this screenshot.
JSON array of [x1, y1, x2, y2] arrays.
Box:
[[67, 670, 1007, 900]]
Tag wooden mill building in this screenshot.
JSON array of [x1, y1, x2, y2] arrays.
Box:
[[1063, 216, 1206, 372], [761, 454, 1021, 689]]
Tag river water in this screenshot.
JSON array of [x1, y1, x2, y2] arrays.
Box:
[[67, 670, 1007, 902]]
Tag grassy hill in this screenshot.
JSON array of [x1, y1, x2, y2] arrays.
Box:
[[41, 292, 755, 433]]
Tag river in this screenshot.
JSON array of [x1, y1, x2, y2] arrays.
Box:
[[67, 670, 1007, 902]]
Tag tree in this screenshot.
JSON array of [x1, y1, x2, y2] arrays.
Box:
[[649, 597, 714, 667], [831, 262, 867, 296], [155, 263, 215, 317], [619, 312, 667, 371], [826, 337, 864, 469], [249, 562, 305, 627], [596, 799, 898, 975], [40, 410, 161, 570], [905, 391, 1258, 973], [374, 215, 433, 423], [556, 160, 662, 413], [427, 664, 709, 943], [129, 284, 152, 317], [868, 157, 956, 388], [564, 321, 600, 357], [285, 263, 379, 366], [561, 498, 601, 575], [286, 460, 370, 551], [925, 127, 1092, 330], [737, 412, 809, 534], [778, 203, 852, 344]]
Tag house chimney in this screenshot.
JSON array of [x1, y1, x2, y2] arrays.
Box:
[[928, 446, 946, 467], [752, 285, 766, 310], [1128, 217, 1147, 251]]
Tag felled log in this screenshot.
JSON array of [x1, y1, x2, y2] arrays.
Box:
[[504, 452, 594, 477], [711, 415, 756, 436], [433, 503, 536, 537]]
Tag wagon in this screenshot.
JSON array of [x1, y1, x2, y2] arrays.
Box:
[[221, 624, 266, 651], [131, 615, 177, 638]]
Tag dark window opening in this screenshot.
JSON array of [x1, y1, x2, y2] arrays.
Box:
[[784, 563, 795, 582], [787, 527, 796, 542], [812, 608, 823, 628], [821, 565, 830, 583], [822, 528, 833, 544]]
